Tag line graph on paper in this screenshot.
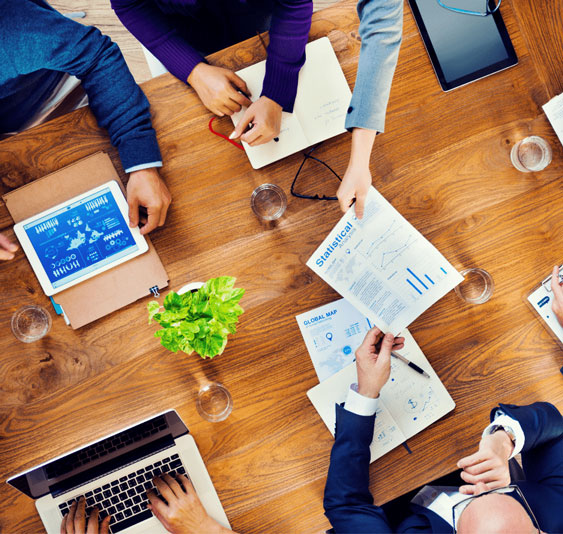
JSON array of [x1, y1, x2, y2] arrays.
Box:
[[379, 236, 416, 269], [355, 218, 416, 271]]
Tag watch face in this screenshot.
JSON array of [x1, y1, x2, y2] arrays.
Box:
[[494, 425, 515, 441]]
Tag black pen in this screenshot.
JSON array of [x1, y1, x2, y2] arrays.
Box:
[[391, 351, 430, 378]]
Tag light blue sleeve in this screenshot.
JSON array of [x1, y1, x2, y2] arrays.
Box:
[[345, 0, 403, 133]]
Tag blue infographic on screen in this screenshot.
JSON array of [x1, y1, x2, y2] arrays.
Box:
[[24, 187, 138, 289]]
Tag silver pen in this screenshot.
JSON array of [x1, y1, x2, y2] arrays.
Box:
[[391, 351, 430, 378]]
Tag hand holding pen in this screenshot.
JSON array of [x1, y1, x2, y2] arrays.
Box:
[[229, 96, 282, 146], [355, 327, 405, 399]]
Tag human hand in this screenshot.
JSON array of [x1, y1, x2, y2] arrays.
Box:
[[229, 96, 282, 146], [60, 496, 111, 534], [355, 327, 405, 398], [550, 265, 563, 326], [187, 63, 252, 117], [337, 162, 371, 218], [147, 474, 230, 534], [127, 167, 171, 235], [337, 128, 377, 218], [457, 431, 514, 495], [0, 232, 18, 260]]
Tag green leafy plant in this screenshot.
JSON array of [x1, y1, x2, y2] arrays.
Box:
[[147, 276, 245, 359]]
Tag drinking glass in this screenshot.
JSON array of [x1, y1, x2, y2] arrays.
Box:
[[250, 184, 287, 221], [510, 136, 552, 172], [455, 268, 494, 304], [11, 305, 52, 342], [196, 382, 233, 422]]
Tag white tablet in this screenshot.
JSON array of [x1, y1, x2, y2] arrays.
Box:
[[14, 181, 148, 296]]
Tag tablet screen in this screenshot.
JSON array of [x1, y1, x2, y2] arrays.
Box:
[[22, 186, 138, 290], [409, 0, 517, 90]]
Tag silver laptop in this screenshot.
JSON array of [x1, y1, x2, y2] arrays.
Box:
[[6, 410, 230, 533]]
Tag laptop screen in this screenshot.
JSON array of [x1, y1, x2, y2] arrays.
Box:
[[7, 411, 188, 499]]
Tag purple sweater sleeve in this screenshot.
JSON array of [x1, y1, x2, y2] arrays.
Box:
[[261, 0, 313, 112], [111, 0, 204, 82]]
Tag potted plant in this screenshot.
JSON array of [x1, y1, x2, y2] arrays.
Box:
[[147, 276, 245, 358]]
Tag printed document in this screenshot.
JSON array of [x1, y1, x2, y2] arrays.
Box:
[[231, 37, 351, 169], [527, 265, 563, 345], [306, 187, 463, 336], [307, 329, 456, 462], [543, 93, 563, 147], [296, 298, 372, 382]]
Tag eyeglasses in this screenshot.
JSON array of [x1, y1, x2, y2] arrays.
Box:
[[291, 143, 342, 200], [452, 485, 540, 533], [437, 0, 501, 17]]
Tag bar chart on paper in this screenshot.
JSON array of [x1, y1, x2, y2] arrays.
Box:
[[405, 266, 449, 297]]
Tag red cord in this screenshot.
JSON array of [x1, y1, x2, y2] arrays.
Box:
[[208, 117, 244, 150]]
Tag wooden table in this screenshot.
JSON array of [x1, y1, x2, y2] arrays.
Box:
[[1, 1, 563, 532]]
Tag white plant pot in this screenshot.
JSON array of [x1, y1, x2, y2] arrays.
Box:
[[177, 282, 204, 295]]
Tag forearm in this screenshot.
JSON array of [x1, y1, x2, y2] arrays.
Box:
[[261, 0, 313, 111], [348, 128, 377, 168], [345, 0, 403, 132], [111, 0, 204, 82], [78, 39, 162, 170]]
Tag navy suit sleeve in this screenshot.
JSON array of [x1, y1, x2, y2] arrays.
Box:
[[495, 402, 563, 533], [495, 402, 563, 485], [2, 0, 161, 171], [323, 404, 393, 533]]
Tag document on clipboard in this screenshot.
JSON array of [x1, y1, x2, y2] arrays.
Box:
[[526, 265, 563, 346]]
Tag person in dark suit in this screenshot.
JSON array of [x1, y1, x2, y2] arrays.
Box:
[[323, 327, 563, 534]]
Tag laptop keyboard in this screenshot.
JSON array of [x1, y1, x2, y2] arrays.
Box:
[[58, 453, 187, 533]]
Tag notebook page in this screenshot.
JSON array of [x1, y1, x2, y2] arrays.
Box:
[[307, 361, 407, 463], [231, 61, 309, 169], [380, 329, 455, 439], [292, 37, 351, 145]]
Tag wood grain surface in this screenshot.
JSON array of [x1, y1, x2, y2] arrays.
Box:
[[1, 1, 563, 533]]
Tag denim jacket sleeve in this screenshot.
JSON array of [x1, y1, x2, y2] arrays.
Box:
[[345, 0, 403, 133]]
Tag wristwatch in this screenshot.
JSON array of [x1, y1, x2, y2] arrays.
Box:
[[491, 423, 516, 444]]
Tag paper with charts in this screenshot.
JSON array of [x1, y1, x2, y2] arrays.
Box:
[[527, 266, 563, 346], [306, 187, 463, 336], [296, 298, 373, 382], [230, 37, 351, 169], [307, 329, 455, 462]]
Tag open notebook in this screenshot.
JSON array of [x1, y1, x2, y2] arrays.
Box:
[[231, 37, 352, 169], [307, 329, 455, 462]]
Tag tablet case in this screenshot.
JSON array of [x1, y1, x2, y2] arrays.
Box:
[[2, 152, 169, 329]]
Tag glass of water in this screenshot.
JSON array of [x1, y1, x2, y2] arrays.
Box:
[[455, 268, 494, 305], [11, 305, 52, 342], [196, 382, 233, 422], [510, 136, 552, 172], [250, 184, 287, 221]]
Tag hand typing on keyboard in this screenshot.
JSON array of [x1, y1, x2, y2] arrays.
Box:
[[147, 473, 236, 534], [60, 496, 111, 534]]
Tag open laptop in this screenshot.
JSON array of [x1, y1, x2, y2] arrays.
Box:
[[7, 411, 230, 533]]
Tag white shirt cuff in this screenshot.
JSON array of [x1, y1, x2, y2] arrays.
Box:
[[344, 384, 380, 416], [482, 412, 525, 458], [125, 161, 163, 173]]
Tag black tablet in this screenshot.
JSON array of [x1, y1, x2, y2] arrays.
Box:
[[408, 0, 518, 91]]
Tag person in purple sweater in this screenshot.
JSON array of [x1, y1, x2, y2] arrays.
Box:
[[111, 0, 312, 146]]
